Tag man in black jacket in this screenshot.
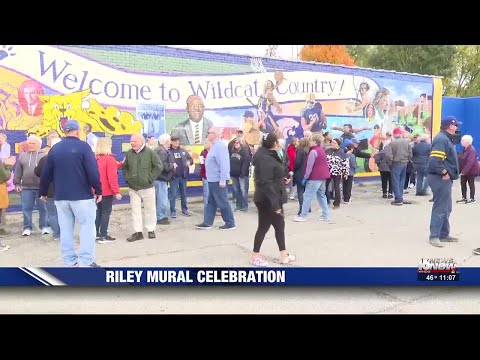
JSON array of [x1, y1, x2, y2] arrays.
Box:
[[155, 134, 176, 225]]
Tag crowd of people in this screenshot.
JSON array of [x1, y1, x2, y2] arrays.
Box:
[[1, 115, 480, 263]]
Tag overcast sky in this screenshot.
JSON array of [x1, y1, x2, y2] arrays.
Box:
[[166, 45, 302, 60]]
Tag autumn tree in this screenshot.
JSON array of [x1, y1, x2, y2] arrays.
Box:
[[299, 45, 355, 66]]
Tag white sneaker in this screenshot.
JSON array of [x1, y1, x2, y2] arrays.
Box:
[[22, 229, 31, 236], [279, 253, 296, 264], [0, 244, 10, 252], [41, 227, 51, 235], [294, 216, 307, 222], [408, 183, 415, 189]]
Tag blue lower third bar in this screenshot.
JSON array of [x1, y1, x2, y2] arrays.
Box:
[[0, 267, 478, 286]]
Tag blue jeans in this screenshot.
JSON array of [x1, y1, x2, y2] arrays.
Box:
[[45, 198, 60, 238], [300, 180, 329, 219], [55, 199, 97, 267], [21, 189, 47, 230], [202, 179, 209, 207], [428, 175, 452, 239], [204, 182, 235, 227], [231, 176, 249, 210], [391, 163, 407, 203], [416, 169, 429, 195], [169, 177, 188, 214], [154, 180, 169, 220]]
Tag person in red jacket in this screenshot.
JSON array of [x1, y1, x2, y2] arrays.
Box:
[[287, 137, 298, 200], [95, 137, 122, 243]]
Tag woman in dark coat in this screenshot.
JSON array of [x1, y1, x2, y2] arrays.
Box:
[[293, 137, 311, 215], [250, 133, 295, 267], [457, 135, 480, 203]]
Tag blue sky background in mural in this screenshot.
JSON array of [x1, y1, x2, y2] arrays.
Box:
[[136, 103, 166, 138]]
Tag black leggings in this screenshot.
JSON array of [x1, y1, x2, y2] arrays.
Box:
[[380, 171, 392, 194], [460, 175, 476, 199], [253, 202, 286, 253]]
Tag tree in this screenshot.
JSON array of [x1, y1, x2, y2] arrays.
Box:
[[445, 45, 480, 97], [366, 45, 457, 78], [299, 45, 355, 66], [265, 45, 278, 58], [346, 45, 375, 67]]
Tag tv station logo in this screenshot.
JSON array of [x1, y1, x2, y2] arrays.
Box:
[[417, 258, 460, 281]]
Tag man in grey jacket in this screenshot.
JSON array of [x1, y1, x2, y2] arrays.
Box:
[[13, 135, 48, 236], [385, 128, 413, 205]]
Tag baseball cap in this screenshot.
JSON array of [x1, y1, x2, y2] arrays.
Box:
[[243, 110, 254, 118], [441, 116, 462, 128], [393, 127, 403, 136], [64, 120, 79, 132]]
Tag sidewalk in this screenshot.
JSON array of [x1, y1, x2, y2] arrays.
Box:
[[1, 180, 480, 314]]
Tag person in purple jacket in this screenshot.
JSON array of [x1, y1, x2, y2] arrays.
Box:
[[457, 135, 480, 204], [293, 134, 331, 223]]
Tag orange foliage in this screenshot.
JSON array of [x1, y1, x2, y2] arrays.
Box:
[[299, 45, 356, 66]]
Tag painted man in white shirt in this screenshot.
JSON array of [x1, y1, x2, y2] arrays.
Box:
[[83, 123, 98, 152], [171, 95, 213, 145]]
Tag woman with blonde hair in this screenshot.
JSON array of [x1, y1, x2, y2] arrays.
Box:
[[95, 137, 122, 243]]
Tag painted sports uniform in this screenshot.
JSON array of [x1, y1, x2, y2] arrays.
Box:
[[257, 94, 278, 132]]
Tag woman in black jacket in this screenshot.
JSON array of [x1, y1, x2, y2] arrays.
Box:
[[251, 133, 295, 267]]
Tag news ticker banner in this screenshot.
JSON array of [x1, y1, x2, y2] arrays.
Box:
[[0, 261, 474, 286]]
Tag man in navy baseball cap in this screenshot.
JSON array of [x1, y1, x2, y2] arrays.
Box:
[[441, 116, 462, 128], [426, 115, 462, 248], [63, 120, 80, 133]]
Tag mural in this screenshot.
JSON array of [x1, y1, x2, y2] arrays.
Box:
[[0, 45, 439, 178]]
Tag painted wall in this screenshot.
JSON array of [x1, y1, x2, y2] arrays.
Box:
[[0, 45, 442, 196]]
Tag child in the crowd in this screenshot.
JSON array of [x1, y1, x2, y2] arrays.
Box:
[[343, 144, 358, 204]]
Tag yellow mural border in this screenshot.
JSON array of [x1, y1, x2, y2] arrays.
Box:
[[432, 78, 443, 137]]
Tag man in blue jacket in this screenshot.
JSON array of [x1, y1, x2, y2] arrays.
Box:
[[427, 116, 461, 247], [40, 120, 102, 267], [196, 127, 236, 230]]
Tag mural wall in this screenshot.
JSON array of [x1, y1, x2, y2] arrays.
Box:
[[0, 45, 442, 187]]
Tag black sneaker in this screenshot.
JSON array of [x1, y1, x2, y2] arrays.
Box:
[[456, 198, 467, 204], [391, 201, 403, 206], [196, 223, 213, 230], [148, 231, 156, 239], [467, 199, 476, 204], [98, 235, 116, 244], [382, 193, 388, 199], [95, 234, 102, 240], [157, 218, 170, 225], [127, 232, 144, 242], [219, 224, 236, 230], [473, 248, 480, 255], [88, 262, 101, 268], [387, 194, 394, 199]]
